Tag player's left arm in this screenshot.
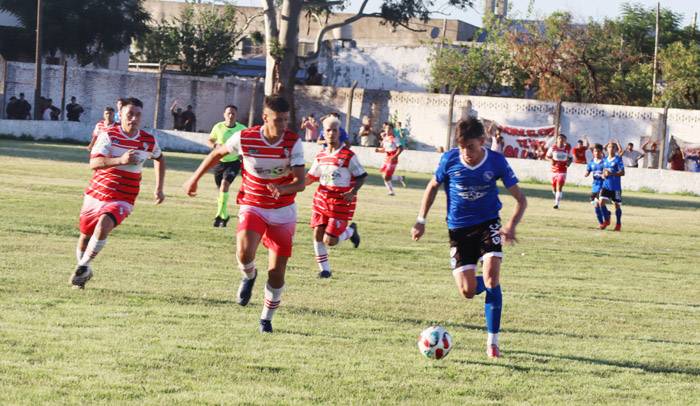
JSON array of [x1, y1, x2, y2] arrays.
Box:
[[394, 146, 404, 159], [342, 173, 367, 201], [153, 154, 166, 204], [501, 184, 527, 244]]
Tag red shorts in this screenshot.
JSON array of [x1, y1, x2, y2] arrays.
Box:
[[551, 173, 567, 188], [78, 195, 132, 235], [380, 159, 398, 178], [238, 209, 296, 257], [310, 211, 348, 238]]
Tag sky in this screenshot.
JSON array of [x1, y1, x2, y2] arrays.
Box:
[[230, 0, 698, 27]]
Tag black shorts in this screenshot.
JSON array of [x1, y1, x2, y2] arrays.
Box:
[[590, 191, 600, 202], [213, 160, 241, 187], [448, 218, 503, 271], [598, 188, 622, 204]]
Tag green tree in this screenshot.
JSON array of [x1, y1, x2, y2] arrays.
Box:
[[658, 42, 700, 108], [133, 2, 258, 75], [0, 0, 149, 65], [428, 15, 524, 96]]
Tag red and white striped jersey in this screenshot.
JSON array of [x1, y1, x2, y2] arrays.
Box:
[[91, 120, 115, 141], [86, 126, 162, 205], [225, 126, 304, 209], [307, 147, 366, 220], [546, 144, 572, 173], [382, 134, 401, 161]]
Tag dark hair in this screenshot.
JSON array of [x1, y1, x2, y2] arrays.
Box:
[[104, 107, 115, 113], [187, 105, 192, 109], [121, 97, 143, 109], [225, 104, 238, 111], [263, 95, 290, 113], [558, 133, 567, 139], [627, 142, 633, 147], [593, 143, 604, 151], [454, 117, 485, 140], [116, 98, 126, 105], [577, 139, 583, 144], [383, 121, 394, 129], [19, 93, 25, 97]]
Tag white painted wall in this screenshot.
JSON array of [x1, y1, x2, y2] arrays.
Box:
[[1, 120, 698, 194], [320, 46, 431, 92]]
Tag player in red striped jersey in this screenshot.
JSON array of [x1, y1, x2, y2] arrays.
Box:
[[375, 122, 404, 195], [70, 98, 167, 288], [86, 106, 116, 152], [545, 134, 573, 209], [183, 95, 306, 333], [306, 116, 367, 278]]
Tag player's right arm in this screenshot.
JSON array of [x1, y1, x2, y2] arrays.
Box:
[[183, 145, 229, 197], [411, 177, 441, 241]]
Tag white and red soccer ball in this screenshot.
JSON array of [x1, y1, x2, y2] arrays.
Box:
[[417, 325, 453, 360]]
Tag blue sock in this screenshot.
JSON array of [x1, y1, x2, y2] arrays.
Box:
[[602, 206, 611, 221], [615, 207, 622, 225], [484, 285, 502, 334], [594, 206, 604, 224], [475, 275, 485, 295]]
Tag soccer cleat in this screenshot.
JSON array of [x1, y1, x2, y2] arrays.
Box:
[[349, 222, 360, 248], [600, 219, 610, 230], [259, 319, 273, 333], [236, 274, 257, 306], [553, 204, 559, 209], [388, 191, 395, 196], [614, 223, 621, 231], [318, 270, 332, 278], [399, 176, 407, 188], [70, 265, 93, 289], [220, 216, 229, 228], [487, 344, 501, 359], [213, 216, 222, 227]]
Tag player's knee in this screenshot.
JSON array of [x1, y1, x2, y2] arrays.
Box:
[[459, 287, 476, 299], [324, 235, 338, 246]]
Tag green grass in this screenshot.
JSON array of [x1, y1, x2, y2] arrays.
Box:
[[1, 139, 699, 405]]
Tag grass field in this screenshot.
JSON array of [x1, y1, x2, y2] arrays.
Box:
[[1, 138, 699, 405]]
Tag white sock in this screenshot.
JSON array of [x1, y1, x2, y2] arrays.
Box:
[[487, 333, 499, 346], [391, 175, 402, 182], [555, 191, 561, 205], [385, 181, 394, 194], [78, 236, 106, 266], [338, 226, 354, 242], [260, 283, 283, 321], [313, 241, 330, 272], [237, 258, 257, 280]]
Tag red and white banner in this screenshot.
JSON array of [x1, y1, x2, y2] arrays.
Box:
[[484, 119, 556, 159]]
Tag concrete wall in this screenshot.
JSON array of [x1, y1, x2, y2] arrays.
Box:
[[1, 120, 698, 194], [0, 62, 259, 133], [320, 46, 432, 92]]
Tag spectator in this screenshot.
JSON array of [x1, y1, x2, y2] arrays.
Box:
[[42, 98, 52, 120], [17, 93, 31, 119], [668, 146, 685, 171], [5, 96, 18, 119], [536, 143, 547, 160], [641, 139, 660, 168], [621, 142, 643, 168], [170, 101, 185, 130], [686, 150, 700, 172], [359, 115, 376, 147], [571, 137, 590, 164], [87, 106, 116, 152], [66, 96, 84, 122], [301, 114, 319, 142], [490, 128, 504, 153], [181, 105, 197, 131], [395, 121, 410, 149], [114, 98, 124, 125]]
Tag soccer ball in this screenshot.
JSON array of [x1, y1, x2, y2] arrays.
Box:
[[417, 325, 453, 360]]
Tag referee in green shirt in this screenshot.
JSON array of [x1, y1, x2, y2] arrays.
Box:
[[208, 105, 247, 227]]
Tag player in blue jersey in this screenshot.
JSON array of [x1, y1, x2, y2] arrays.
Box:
[[411, 117, 527, 359], [584, 144, 611, 229], [599, 141, 625, 231]]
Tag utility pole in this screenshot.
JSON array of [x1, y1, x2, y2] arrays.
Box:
[[651, 2, 660, 104], [692, 12, 697, 38], [33, 0, 43, 120]]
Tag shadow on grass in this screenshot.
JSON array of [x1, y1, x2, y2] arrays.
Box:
[[509, 349, 700, 376]]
